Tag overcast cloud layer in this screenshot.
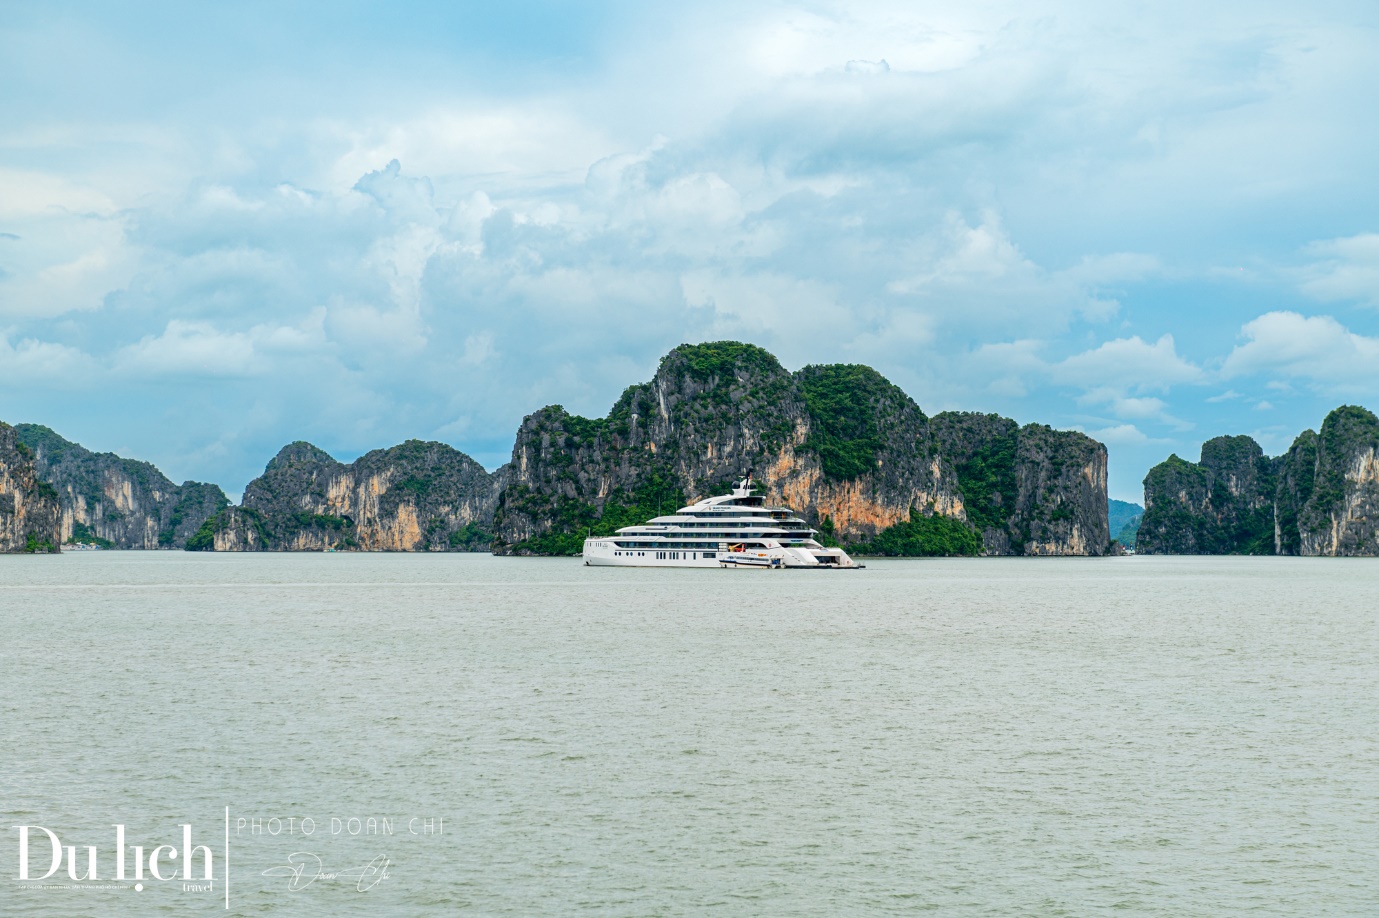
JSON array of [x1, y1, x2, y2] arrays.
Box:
[[3, 0, 1379, 502]]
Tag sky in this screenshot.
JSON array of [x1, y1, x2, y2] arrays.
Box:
[[3, 1, 1379, 503]]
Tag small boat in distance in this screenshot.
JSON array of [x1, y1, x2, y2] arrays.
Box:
[[582, 474, 863, 569]]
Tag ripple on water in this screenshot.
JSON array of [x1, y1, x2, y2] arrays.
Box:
[[1, 553, 1376, 916]]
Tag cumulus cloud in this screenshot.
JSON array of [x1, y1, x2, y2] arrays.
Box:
[[891, 212, 1035, 288], [957, 333, 1200, 439], [1054, 334, 1203, 390], [885, 212, 1151, 332], [1077, 389, 1171, 419], [1222, 311, 1379, 384], [1082, 424, 1170, 446], [2, 0, 1376, 498], [113, 313, 327, 378], [353, 160, 439, 227], [0, 335, 97, 384], [114, 321, 261, 378]]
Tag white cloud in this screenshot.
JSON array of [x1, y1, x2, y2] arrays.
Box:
[[649, 172, 744, 228], [3, 0, 1377, 499], [1299, 233, 1379, 306], [0, 168, 118, 220], [963, 339, 1044, 397], [324, 106, 616, 191], [114, 321, 259, 377], [196, 185, 267, 214], [885, 212, 1152, 332], [1083, 423, 1163, 446], [113, 314, 328, 378], [889, 212, 1037, 291], [1073, 386, 1194, 431], [680, 270, 845, 346], [0, 211, 134, 319], [446, 191, 497, 247], [1078, 389, 1166, 418], [1054, 334, 1203, 390], [1222, 310, 1379, 384], [0, 335, 96, 384], [960, 334, 1202, 422]]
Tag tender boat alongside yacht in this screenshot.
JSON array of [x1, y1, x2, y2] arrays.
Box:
[[582, 475, 863, 569]]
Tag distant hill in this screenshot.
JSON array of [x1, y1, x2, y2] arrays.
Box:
[[1108, 499, 1143, 548], [14, 423, 227, 550], [189, 439, 505, 552]]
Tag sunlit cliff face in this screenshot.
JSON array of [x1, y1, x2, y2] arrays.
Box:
[[492, 347, 1111, 556]]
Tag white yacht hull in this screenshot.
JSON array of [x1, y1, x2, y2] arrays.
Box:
[[582, 539, 860, 569], [582, 539, 721, 567]]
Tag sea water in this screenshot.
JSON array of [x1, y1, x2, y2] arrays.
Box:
[[1, 553, 1376, 915]]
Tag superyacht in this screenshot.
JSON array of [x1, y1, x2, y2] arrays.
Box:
[[582, 475, 862, 569]]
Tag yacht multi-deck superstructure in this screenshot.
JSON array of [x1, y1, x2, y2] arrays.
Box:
[[582, 476, 862, 569]]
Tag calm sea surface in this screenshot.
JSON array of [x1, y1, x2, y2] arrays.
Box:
[[1, 553, 1376, 916]]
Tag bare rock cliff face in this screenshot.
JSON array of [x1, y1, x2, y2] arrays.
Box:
[[1139, 406, 1379, 556], [1012, 423, 1108, 555], [1295, 406, 1379, 557], [1272, 431, 1317, 556], [14, 424, 227, 549], [493, 342, 1110, 556], [192, 439, 505, 552], [0, 422, 62, 553], [929, 413, 1109, 556]]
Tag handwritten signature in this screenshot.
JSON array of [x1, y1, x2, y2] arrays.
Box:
[[262, 852, 391, 892]]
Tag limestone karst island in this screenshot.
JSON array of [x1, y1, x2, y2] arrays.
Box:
[[3, 342, 1378, 557]]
